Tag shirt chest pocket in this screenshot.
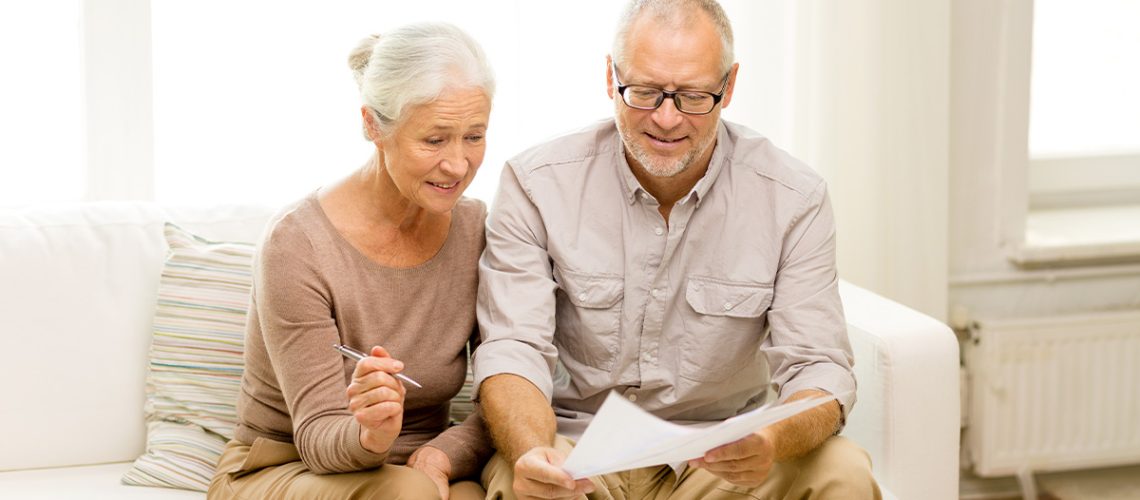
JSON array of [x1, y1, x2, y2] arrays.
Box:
[[554, 270, 624, 371], [680, 277, 773, 382]]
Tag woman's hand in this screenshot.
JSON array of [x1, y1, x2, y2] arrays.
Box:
[[408, 445, 453, 500], [346, 346, 407, 454]]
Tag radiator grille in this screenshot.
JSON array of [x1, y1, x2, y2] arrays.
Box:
[[965, 310, 1140, 476]]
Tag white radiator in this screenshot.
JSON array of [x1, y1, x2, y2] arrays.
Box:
[[964, 309, 1140, 476]]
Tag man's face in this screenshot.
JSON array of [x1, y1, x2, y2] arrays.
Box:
[[609, 15, 737, 179]]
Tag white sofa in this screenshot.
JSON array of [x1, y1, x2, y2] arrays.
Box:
[[0, 202, 960, 499]]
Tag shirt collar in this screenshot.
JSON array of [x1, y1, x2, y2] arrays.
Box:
[[615, 135, 644, 205], [615, 121, 733, 207], [689, 122, 732, 207]]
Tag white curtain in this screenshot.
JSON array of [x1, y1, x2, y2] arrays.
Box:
[[787, 0, 951, 320]]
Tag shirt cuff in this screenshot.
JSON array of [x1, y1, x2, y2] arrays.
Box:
[[472, 338, 554, 402], [776, 362, 857, 433]]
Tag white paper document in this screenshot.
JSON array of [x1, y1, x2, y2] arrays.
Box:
[[561, 392, 836, 479]]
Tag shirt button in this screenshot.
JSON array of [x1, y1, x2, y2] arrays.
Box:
[[654, 227, 664, 236], [723, 302, 733, 311], [651, 288, 660, 298], [628, 394, 638, 402], [640, 192, 650, 200], [578, 292, 588, 301]]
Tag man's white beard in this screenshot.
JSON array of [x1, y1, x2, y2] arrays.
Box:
[[621, 125, 716, 179]]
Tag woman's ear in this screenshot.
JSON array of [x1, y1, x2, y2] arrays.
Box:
[[361, 106, 383, 146]]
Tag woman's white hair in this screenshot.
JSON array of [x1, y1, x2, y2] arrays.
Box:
[[611, 0, 734, 75], [348, 22, 495, 140]]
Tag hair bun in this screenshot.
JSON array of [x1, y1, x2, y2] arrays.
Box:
[[348, 34, 381, 86]]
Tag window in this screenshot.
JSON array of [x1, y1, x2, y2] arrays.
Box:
[[1011, 0, 1140, 264], [151, 1, 622, 206], [1028, 0, 1140, 209], [0, 1, 83, 206], [4, 1, 788, 208]]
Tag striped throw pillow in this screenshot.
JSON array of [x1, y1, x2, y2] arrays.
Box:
[[122, 223, 255, 491], [122, 222, 479, 491]]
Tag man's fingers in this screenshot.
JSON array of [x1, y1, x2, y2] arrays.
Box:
[[697, 456, 754, 473], [517, 454, 576, 490], [517, 478, 586, 500], [513, 447, 595, 499], [705, 434, 761, 462]]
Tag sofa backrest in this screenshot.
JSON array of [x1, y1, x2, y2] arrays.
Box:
[[0, 202, 274, 471]]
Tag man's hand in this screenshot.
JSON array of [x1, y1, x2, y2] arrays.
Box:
[[512, 446, 595, 500], [408, 445, 452, 500], [688, 427, 777, 488]]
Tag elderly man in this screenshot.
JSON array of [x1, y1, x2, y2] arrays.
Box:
[[474, 1, 881, 498]]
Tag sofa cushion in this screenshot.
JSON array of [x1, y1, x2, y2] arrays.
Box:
[[122, 223, 255, 491], [0, 462, 204, 499], [0, 203, 271, 473]]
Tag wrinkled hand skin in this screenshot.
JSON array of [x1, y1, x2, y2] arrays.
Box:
[[688, 427, 777, 488], [346, 346, 407, 455], [512, 446, 595, 500], [408, 445, 453, 500]]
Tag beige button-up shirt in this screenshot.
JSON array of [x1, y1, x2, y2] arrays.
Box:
[[474, 119, 855, 438]]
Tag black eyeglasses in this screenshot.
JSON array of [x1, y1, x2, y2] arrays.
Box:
[[612, 63, 729, 115]]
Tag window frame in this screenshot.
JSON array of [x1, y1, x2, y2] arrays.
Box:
[[985, 0, 1140, 266]]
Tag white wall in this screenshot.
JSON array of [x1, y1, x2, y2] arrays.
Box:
[[787, 0, 951, 321], [2, 0, 956, 323]]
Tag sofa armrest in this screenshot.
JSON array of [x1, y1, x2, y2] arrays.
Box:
[[838, 280, 960, 500]]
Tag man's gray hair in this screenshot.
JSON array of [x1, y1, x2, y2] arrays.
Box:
[[611, 0, 735, 75], [348, 22, 495, 140]]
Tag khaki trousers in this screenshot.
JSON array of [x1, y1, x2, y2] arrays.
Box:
[[208, 438, 485, 500], [482, 435, 881, 500]]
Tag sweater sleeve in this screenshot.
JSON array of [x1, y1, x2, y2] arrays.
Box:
[[421, 326, 494, 479], [422, 407, 493, 480], [253, 217, 389, 473]]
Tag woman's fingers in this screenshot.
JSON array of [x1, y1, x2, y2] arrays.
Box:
[[347, 384, 404, 412], [353, 400, 403, 429], [342, 345, 409, 435], [348, 369, 406, 396], [351, 348, 405, 379]]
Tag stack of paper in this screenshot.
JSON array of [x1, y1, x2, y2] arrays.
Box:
[[562, 392, 835, 479]]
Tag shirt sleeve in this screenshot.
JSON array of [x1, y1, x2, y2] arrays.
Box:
[[253, 220, 389, 473], [472, 163, 560, 401], [762, 180, 857, 430]]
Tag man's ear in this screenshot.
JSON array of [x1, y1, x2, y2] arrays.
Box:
[[719, 62, 740, 109], [605, 55, 616, 99]]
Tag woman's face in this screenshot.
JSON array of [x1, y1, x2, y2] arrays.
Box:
[[376, 87, 491, 214]]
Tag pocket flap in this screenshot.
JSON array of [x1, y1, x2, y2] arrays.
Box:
[[558, 270, 624, 308], [685, 277, 772, 318]]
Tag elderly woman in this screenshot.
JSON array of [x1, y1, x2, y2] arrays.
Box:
[[208, 23, 495, 500]]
